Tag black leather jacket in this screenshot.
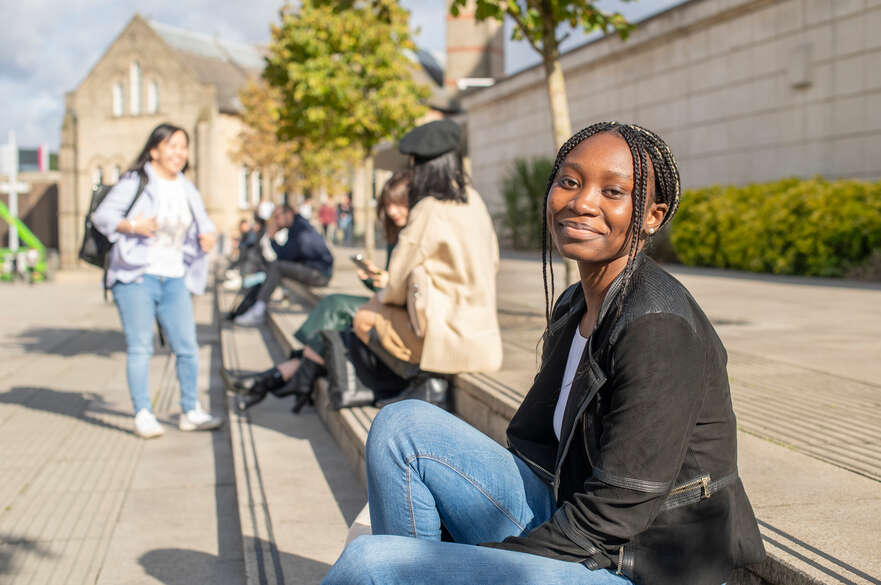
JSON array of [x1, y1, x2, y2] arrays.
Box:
[[485, 257, 765, 585]]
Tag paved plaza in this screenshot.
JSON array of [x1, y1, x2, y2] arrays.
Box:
[[1, 254, 880, 584]]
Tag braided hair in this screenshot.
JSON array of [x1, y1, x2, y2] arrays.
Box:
[[541, 122, 681, 327]]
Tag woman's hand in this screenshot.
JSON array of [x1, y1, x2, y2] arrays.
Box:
[[199, 232, 217, 253], [357, 259, 389, 289], [369, 269, 389, 289], [125, 213, 158, 237]]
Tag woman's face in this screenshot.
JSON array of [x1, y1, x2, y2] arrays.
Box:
[[547, 132, 665, 266], [385, 200, 409, 227], [150, 130, 188, 178]]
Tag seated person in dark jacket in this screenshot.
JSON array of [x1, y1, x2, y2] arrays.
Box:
[[320, 122, 764, 585], [235, 204, 333, 325]]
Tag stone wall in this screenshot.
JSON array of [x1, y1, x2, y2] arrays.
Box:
[[462, 0, 881, 217]]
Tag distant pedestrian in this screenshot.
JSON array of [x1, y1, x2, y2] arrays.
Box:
[[337, 195, 353, 245], [91, 123, 223, 439], [319, 199, 337, 240]]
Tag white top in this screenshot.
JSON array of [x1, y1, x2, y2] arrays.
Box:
[[144, 174, 193, 278], [553, 327, 589, 440]]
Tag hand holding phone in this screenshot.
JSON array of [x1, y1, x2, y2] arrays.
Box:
[[351, 253, 374, 273], [352, 254, 389, 289]]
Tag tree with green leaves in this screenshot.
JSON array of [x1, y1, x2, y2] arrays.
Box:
[[264, 0, 429, 255], [450, 0, 635, 282], [234, 79, 359, 199]]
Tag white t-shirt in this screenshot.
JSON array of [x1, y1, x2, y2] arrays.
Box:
[[553, 327, 589, 440], [145, 174, 192, 278]]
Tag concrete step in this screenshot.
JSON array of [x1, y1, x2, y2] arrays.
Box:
[[217, 283, 365, 585]]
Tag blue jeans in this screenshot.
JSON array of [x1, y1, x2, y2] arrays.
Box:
[[112, 275, 199, 414], [321, 400, 633, 585]]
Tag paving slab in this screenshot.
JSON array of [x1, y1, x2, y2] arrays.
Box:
[[0, 271, 243, 585]]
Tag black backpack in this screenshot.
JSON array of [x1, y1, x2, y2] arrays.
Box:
[[78, 174, 147, 268]]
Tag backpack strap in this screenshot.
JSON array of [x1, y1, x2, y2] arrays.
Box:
[[103, 173, 149, 301]]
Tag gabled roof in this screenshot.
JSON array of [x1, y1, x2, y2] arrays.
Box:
[[147, 19, 265, 114]]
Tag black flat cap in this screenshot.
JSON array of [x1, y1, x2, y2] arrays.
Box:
[[398, 119, 462, 160]]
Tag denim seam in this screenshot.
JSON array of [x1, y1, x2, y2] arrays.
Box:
[[406, 464, 418, 537], [405, 454, 528, 535]]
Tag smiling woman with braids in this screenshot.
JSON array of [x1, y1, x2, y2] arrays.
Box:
[[321, 122, 765, 585]]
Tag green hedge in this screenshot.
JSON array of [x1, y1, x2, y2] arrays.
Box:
[[501, 157, 554, 249], [671, 177, 881, 277]]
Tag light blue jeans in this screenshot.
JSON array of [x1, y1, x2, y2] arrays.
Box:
[[321, 400, 633, 585], [112, 275, 199, 414]]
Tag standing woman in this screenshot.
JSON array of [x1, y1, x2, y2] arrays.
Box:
[[322, 122, 764, 585], [92, 123, 223, 438]]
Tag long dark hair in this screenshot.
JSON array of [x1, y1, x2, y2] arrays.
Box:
[[541, 122, 682, 326], [127, 123, 190, 182], [377, 170, 412, 245], [409, 150, 468, 208]]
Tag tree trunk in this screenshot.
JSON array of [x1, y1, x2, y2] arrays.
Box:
[[363, 156, 376, 262], [542, 50, 578, 285], [352, 157, 376, 260]]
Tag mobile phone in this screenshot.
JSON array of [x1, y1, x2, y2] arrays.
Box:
[[350, 253, 373, 273]]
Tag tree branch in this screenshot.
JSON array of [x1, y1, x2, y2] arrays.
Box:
[[509, 1, 543, 54]]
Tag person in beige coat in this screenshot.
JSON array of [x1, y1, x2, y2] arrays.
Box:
[[352, 119, 503, 375]]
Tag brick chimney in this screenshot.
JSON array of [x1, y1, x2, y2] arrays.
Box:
[[445, 0, 504, 91]]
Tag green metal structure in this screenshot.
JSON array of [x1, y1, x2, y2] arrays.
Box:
[[0, 199, 48, 281]]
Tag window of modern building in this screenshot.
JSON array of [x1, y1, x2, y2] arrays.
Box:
[[93, 166, 104, 187], [112, 83, 124, 117], [130, 62, 141, 115], [238, 167, 249, 209], [251, 171, 262, 206], [147, 80, 159, 114]]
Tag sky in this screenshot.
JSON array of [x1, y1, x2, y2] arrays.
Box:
[[0, 0, 682, 151]]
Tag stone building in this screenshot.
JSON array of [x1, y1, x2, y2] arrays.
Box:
[[461, 0, 881, 218], [59, 15, 270, 267]]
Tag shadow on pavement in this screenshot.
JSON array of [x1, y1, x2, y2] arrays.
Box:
[[139, 546, 332, 585], [0, 387, 134, 436], [6, 324, 216, 357], [0, 534, 55, 575]]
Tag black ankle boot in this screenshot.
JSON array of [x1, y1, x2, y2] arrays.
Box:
[[231, 368, 286, 412], [222, 367, 281, 395], [288, 359, 326, 414]]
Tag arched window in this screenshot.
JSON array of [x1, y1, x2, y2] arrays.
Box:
[[147, 80, 159, 114], [129, 62, 141, 115], [93, 166, 104, 187], [238, 167, 249, 209], [111, 165, 121, 183], [251, 171, 262, 206], [112, 83, 124, 117]]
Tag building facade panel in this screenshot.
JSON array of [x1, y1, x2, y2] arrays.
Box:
[[462, 0, 881, 219]]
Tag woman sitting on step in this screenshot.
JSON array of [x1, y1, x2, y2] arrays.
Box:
[[320, 122, 765, 585], [221, 170, 412, 413]]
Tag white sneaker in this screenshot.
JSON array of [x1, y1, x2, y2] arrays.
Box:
[[222, 274, 242, 291], [179, 403, 223, 431], [234, 300, 266, 326], [134, 409, 164, 439]]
